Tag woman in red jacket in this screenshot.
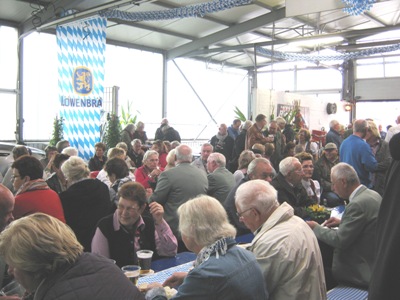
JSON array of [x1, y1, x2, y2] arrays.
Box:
[[11, 155, 66, 223]]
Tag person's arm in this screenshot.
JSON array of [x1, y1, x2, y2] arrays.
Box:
[[361, 144, 378, 172], [313, 201, 366, 249], [91, 227, 110, 258], [149, 202, 177, 257], [206, 174, 216, 196]]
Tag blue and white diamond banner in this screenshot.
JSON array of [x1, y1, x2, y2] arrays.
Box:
[[56, 16, 106, 160]]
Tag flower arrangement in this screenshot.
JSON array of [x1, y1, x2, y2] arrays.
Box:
[[305, 204, 331, 224]]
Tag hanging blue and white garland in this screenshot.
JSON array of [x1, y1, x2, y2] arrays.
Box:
[[99, 0, 252, 22], [342, 0, 376, 16], [256, 43, 400, 62]]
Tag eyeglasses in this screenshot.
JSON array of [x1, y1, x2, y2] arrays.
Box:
[[11, 175, 21, 181], [293, 169, 304, 174], [236, 207, 253, 218], [117, 204, 140, 213]]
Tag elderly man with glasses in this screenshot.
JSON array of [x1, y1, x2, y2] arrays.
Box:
[[224, 157, 275, 236], [271, 156, 311, 218], [235, 180, 326, 300]]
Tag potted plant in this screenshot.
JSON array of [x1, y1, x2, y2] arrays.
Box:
[[49, 116, 64, 146]]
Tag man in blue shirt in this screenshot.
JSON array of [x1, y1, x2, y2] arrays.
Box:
[[339, 119, 377, 187], [227, 119, 241, 140]]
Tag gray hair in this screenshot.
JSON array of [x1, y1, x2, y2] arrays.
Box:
[[235, 180, 279, 215], [143, 150, 159, 162], [241, 120, 253, 131], [247, 157, 272, 175], [331, 162, 360, 186], [175, 145, 193, 163], [61, 156, 89, 183], [178, 195, 236, 247], [238, 150, 256, 169], [124, 123, 136, 133], [279, 157, 299, 176], [201, 143, 213, 151], [131, 139, 142, 147], [353, 119, 368, 134], [116, 142, 128, 151], [61, 147, 78, 157], [329, 120, 339, 129], [275, 117, 286, 126], [171, 141, 181, 149], [208, 152, 226, 167]]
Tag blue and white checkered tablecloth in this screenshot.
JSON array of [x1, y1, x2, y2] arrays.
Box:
[[327, 285, 368, 300], [138, 261, 194, 285]]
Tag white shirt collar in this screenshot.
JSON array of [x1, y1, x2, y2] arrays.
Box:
[[349, 185, 363, 202]]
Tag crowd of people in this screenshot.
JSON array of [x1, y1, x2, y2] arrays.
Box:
[[0, 114, 399, 299]]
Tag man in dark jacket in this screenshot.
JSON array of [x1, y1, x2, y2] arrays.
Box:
[[271, 156, 311, 218]]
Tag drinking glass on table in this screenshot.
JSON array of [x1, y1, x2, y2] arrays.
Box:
[[0, 280, 25, 297], [121, 265, 141, 285], [137, 250, 153, 274]]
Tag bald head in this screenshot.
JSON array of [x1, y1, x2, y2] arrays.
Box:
[[175, 144, 193, 163], [0, 184, 14, 231]]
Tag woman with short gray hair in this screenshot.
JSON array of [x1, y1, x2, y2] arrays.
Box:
[[60, 156, 112, 251], [145, 195, 268, 300]]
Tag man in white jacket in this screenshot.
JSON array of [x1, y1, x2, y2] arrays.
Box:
[[235, 180, 326, 300]]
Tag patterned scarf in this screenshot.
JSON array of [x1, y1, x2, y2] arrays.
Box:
[[16, 179, 49, 196], [194, 237, 232, 268]]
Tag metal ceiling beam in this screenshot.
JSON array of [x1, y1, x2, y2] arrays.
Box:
[[106, 38, 165, 54], [107, 19, 195, 41], [152, 1, 274, 40], [186, 23, 400, 57], [167, 7, 286, 60]]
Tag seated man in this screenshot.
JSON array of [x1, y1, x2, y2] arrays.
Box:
[[191, 143, 213, 175], [224, 158, 275, 236], [88, 142, 107, 171], [235, 180, 326, 300], [313, 143, 343, 207], [271, 156, 311, 218], [206, 152, 235, 203], [307, 163, 382, 289], [92, 182, 177, 267]]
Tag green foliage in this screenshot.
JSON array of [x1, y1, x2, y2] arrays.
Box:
[[103, 113, 121, 149], [120, 102, 137, 127], [49, 116, 64, 146], [234, 106, 247, 122]]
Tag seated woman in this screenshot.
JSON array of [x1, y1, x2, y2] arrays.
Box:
[[233, 150, 256, 184], [295, 152, 320, 205], [88, 142, 107, 172], [146, 195, 268, 300], [0, 213, 144, 299], [132, 121, 149, 145], [46, 153, 69, 194], [97, 147, 134, 187], [92, 182, 177, 268], [11, 155, 66, 223], [134, 150, 162, 190], [104, 157, 132, 207], [130, 139, 145, 168], [2, 145, 29, 193], [297, 129, 319, 161], [60, 156, 112, 252], [40, 145, 57, 177], [151, 140, 169, 169]]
